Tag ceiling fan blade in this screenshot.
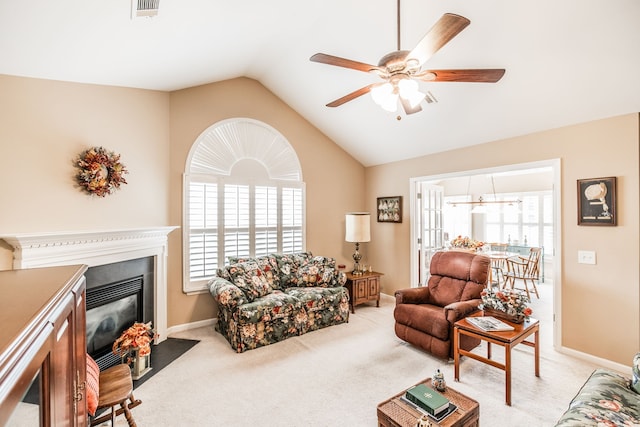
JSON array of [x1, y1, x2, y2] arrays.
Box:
[[310, 53, 383, 73], [400, 97, 423, 115], [407, 13, 471, 67], [326, 84, 376, 107], [418, 69, 506, 83]]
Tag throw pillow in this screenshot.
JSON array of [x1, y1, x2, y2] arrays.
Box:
[[216, 267, 232, 281], [310, 255, 336, 269], [86, 354, 100, 416], [224, 256, 280, 289], [631, 353, 640, 394], [229, 261, 273, 301], [274, 253, 298, 287], [295, 263, 336, 287]]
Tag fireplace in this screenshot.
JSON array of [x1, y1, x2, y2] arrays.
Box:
[[0, 227, 178, 346], [85, 256, 154, 369]]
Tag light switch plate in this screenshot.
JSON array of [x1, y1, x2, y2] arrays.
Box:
[[578, 250, 596, 265]]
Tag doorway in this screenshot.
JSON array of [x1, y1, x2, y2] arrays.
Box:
[[409, 159, 562, 349]]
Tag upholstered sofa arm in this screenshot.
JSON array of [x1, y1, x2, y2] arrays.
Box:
[[208, 277, 248, 309], [336, 271, 347, 286], [443, 299, 481, 323], [395, 287, 431, 305]]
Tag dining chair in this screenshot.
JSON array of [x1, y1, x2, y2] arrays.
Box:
[[504, 247, 542, 299], [489, 243, 509, 288]]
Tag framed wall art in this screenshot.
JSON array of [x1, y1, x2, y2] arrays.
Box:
[[377, 196, 402, 223], [577, 176, 616, 226]]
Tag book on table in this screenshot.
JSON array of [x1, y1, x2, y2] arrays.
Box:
[[405, 384, 450, 416], [399, 396, 458, 423], [466, 316, 514, 331]]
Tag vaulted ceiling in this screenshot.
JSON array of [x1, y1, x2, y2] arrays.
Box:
[[1, 0, 639, 166]]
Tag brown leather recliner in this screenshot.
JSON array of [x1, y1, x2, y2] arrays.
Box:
[[394, 250, 490, 360]]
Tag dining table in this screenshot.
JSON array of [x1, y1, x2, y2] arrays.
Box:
[[483, 250, 517, 287]]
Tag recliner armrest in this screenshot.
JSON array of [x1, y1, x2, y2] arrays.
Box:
[[443, 299, 481, 323], [395, 287, 431, 305]]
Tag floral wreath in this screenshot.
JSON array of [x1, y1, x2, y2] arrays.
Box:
[[75, 146, 128, 197]]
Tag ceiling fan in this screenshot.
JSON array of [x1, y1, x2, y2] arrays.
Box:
[[310, 2, 505, 115]]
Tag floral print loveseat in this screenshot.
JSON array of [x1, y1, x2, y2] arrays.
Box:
[[555, 367, 640, 426], [208, 252, 350, 352]]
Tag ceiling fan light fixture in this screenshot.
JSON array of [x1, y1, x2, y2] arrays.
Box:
[[371, 82, 393, 104], [398, 78, 425, 108], [371, 83, 399, 111], [310, 8, 504, 113], [381, 93, 399, 112]]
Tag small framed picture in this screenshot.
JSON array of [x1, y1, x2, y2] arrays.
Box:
[[377, 196, 402, 223], [577, 177, 617, 226]]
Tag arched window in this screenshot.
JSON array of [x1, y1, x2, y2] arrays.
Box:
[[183, 118, 305, 293]]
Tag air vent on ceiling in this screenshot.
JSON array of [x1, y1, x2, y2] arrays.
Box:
[[132, 0, 159, 18]]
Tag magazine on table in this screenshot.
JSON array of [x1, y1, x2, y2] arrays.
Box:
[[466, 316, 514, 331]]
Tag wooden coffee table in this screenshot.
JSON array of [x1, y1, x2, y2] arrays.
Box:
[[453, 312, 540, 406], [377, 378, 479, 427]]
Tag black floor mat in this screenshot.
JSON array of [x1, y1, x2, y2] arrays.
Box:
[[133, 337, 199, 388]]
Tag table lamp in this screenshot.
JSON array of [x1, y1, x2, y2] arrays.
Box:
[[345, 212, 371, 275]]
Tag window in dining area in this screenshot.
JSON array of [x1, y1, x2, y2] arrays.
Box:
[[442, 195, 472, 245], [484, 191, 553, 256]]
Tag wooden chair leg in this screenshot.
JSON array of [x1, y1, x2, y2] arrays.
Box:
[[504, 276, 513, 291], [527, 278, 539, 298], [516, 277, 530, 300], [122, 398, 137, 427]]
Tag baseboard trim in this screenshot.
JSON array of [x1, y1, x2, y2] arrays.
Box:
[[559, 345, 630, 374], [167, 318, 216, 336]]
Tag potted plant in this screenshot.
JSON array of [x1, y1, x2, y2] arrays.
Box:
[[112, 321, 157, 379]]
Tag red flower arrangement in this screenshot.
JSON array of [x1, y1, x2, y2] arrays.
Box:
[[112, 322, 157, 363], [75, 146, 128, 197]]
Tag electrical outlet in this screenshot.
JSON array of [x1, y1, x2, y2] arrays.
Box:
[[578, 250, 596, 265]]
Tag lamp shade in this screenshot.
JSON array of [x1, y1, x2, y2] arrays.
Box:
[[345, 213, 371, 243]]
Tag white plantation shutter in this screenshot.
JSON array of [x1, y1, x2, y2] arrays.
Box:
[[255, 186, 278, 257], [183, 119, 305, 294], [224, 184, 250, 259], [282, 187, 303, 253], [188, 181, 218, 280]]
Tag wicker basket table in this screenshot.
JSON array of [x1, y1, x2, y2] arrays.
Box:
[[377, 378, 479, 427]]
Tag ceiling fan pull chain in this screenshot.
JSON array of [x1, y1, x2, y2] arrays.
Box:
[[397, 0, 401, 51]]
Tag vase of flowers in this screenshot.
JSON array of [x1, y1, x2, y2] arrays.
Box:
[[449, 235, 484, 251], [112, 321, 157, 379], [479, 288, 532, 324]]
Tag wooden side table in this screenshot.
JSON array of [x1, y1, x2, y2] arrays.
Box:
[[453, 313, 540, 406], [377, 377, 480, 427], [344, 271, 383, 313]]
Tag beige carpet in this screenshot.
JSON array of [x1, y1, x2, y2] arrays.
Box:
[[108, 281, 603, 426]]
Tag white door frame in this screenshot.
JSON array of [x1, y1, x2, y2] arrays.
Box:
[[409, 158, 562, 350]]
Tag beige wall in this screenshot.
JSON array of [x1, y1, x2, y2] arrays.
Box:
[[365, 113, 639, 365], [0, 75, 171, 268], [0, 74, 364, 330], [167, 77, 365, 327], [1, 72, 637, 365]]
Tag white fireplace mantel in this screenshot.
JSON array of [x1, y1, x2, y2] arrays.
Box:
[[0, 226, 179, 342]]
